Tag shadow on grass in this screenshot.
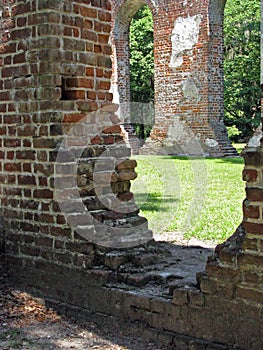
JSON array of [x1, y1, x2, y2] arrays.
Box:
[[134, 193, 179, 212], [159, 156, 193, 161], [158, 155, 244, 165], [209, 157, 244, 165]]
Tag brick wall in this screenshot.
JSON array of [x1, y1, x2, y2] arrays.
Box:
[[0, 0, 151, 271], [0, 0, 262, 349], [0, 217, 5, 275], [111, 0, 237, 156]]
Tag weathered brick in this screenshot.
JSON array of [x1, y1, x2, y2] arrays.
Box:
[[243, 221, 263, 235], [242, 238, 258, 251], [246, 188, 263, 202], [236, 286, 263, 303], [33, 189, 53, 199], [243, 201, 260, 220], [243, 169, 258, 182], [35, 236, 53, 247], [238, 253, 263, 268], [18, 175, 36, 186], [16, 150, 35, 160], [33, 138, 59, 149], [4, 163, 21, 172]]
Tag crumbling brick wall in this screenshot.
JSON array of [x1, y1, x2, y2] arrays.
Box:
[[0, 0, 262, 349], [0, 0, 151, 270], [111, 0, 237, 156], [0, 217, 5, 275]]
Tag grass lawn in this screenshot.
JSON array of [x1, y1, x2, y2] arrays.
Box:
[[131, 155, 245, 244]]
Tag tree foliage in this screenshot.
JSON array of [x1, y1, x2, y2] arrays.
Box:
[[224, 0, 261, 141], [129, 6, 154, 139], [129, 5, 154, 103]]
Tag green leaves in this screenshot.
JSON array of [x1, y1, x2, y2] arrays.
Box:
[[224, 0, 261, 141], [129, 6, 154, 104]]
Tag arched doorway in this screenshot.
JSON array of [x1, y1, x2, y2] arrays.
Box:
[[110, 0, 156, 153]]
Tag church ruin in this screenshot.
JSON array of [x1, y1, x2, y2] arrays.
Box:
[[0, 1, 262, 349]]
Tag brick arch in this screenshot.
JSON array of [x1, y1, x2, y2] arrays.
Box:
[[113, 0, 156, 38], [111, 0, 237, 156], [111, 0, 156, 109], [209, 0, 227, 14], [209, 0, 227, 11], [111, 0, 158, 22]]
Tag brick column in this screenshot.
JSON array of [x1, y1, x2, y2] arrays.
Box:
[[0, 0, 151, 282], [200, 146, 263, 303]]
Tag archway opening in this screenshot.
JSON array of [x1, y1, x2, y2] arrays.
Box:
[[111, 1, 155, 150], [129, 5, 154, 141]]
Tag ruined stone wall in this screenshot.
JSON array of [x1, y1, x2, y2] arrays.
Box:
[[0, 217, 5, 275], [111, 0, 237, 156], [0, 0, 151, 275], [0, 0, 262, 349]]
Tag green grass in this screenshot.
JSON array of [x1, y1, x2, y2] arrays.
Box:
[[131, 155, 245, 244]]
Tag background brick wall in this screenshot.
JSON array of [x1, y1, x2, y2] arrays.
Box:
[[111, 0, 237, 156]]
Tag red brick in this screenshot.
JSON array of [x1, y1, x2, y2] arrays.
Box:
[[98, 10, 111, 22], [16, 150, 35, 160], [238, 253, 263, 267], [33, 189, 53, 199], [63, 113, 86, 123], [4, 139, 21, 148], [97, 80, 111, 90], [87, 90, 96, 100], [236, 286, 263, 303], [243, 169, 258, 182], [81, 29, 97, 41], [80, 7, 97, 18], [63, 90, 85, 100], [66, 77, 94, 89], [242, 238, 258, 251], [103, 125, 121, 134], [246, 188, 263, 202], [98, 34, 109, 44], [18, 175, 36, 186], [243, 201, 260, 220], [243, 221, 263, 235], [35, 236, 53, 247], [33, 138, 59, 149], [13, 53, 26, 64], [3, 163, 20, 173]]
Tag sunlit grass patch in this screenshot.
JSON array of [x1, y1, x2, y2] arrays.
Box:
[[132, 155, 245, 244]]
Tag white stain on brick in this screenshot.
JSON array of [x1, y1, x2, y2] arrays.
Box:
[[169, 15, 202, 68], [205, 138, 218, 148], [182, 78, 200, 101]]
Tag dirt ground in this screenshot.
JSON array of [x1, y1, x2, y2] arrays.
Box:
[[0, 276, 168, 350], [0, 236, 214, 350]]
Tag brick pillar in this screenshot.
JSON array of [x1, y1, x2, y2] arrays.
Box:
[[242, 149, 263, 263], [201, 146, 263, 302], [207, 0, 234, 155], [0, 0, 151, 283]]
